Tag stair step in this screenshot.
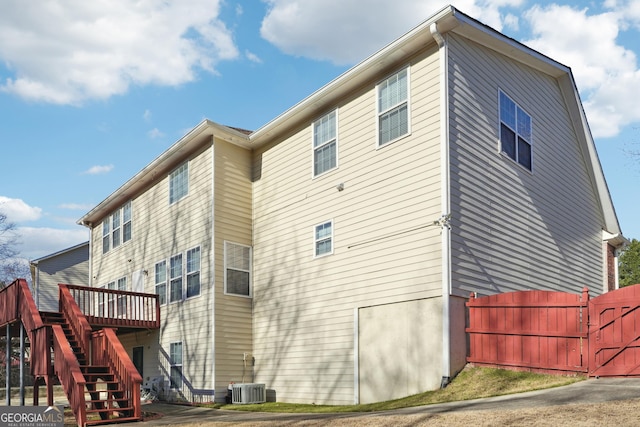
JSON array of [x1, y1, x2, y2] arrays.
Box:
[[81, 365, 110, 372], [85, 416, 140, 426], [86, 407, 134, 414], [86, 398, 129, 404]]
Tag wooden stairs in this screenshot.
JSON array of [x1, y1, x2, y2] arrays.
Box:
[[0, 279, 160, 427], [41, 311, 139, 425]]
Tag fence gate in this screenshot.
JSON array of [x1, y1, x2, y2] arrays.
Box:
[[589, 285, 640, 377], [466, 289, 589, 373], [467, 285, 640, 377]]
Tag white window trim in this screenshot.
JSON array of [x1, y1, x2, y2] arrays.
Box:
[[498, 89, 534, 172], [169, 161, 190, 205], [169, 253, 183, 304], [186, 245, 201, 300], [169, 341, 183, 390], [156, 245, 202, 305], [224, 241, 252, 298], [311, 109, 339, 178], [376, 66, 411, 148], [155, 260, 167, 306], [101, 201, 133, 254], [314, 219, 334, 258]]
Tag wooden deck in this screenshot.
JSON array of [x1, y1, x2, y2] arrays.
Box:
[[1, 279, 159, 427]]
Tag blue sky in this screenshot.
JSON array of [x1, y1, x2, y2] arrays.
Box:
[[0, 0, 639, 262]]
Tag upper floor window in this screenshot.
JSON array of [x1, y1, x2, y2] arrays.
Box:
[[170, 162, 189, 204], [186, 247, 201, 298], [225, 241, 251, 297], [378, 68, 410, 146], [156, 246, 201, 305], [169, 254, 183, 303], [313, 111, 338, 176], [155, 260, 167, 306], [314, 220, 333, 257], [102, 201, 132, 254], [499, 90, 532, 170]]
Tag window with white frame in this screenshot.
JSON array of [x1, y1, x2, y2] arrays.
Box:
[[169, 254, 183, 303], [186, 247, 201, 298], [225, 242, 251, 297], [106, 281, 116, 317], [155, 260, 167, 305], [169, 162, 189, 204], [102, 221, 110, 254], [169, 341, 183, 389], [313, 110, 337, 176], [314, 220, 333, 257], [378, 68, 409, 146], [105, 277, 127, 317], [156, 247, 201, 304], [116, 276, 127, 316], [98, 284, 106, 317], [101, 201, 132, 254], [123, 201, 132, 242], [112, 210, 121, 248], [499, 90, 532, 170]]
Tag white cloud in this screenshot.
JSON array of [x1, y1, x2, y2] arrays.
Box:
[[143, 109, 152, 122], [148, 128, 165, 139], [17, 226, 88, 260], [246, 50, 263, 64], [259, 0, 521, 65], [82, 164, 114, 175], [0, 196, 42, 222], [0, 0, 239, 105], [523, 4, 640, 138]]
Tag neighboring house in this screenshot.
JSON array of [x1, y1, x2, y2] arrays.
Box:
[[30, 242, 89, 312], [76, 5, 625, 406]]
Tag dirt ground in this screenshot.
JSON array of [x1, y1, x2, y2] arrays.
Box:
[[179, 398, 640, 427]]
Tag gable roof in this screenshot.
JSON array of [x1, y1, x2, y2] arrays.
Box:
[[31, 241, 89, 264], [78, 5, 624, 244]]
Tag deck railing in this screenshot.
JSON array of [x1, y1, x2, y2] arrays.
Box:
[[16, 279, 51, 377], [0, 279, 52, 378], [0, 280, 19, 325], [59, 285, 93, 358], [63, 284, 160, 329], [52, 324, 86, 427], [92, 328, 142, 418]]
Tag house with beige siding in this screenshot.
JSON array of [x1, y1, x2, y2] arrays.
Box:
[[74, 5, 625, 405]]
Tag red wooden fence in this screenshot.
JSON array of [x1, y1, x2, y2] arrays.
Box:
[[589, 285, 640, 377], [466, 288, 590, 373]]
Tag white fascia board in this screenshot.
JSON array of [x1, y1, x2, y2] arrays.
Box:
[[249, 5, 459, 146], [77, 120, 250, 226]]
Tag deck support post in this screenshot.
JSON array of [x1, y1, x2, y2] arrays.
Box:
[[20, 324, 25, 406], [5, 324, 10, 406]]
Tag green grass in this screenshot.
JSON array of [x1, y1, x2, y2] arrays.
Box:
[[203, 366, 585, 414]]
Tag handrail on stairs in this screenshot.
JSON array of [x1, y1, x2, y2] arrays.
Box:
[[92, 328, 143, 419], [52, 324, 87, 427]]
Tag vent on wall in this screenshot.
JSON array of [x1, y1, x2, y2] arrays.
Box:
[[231, 383, 266, 404]]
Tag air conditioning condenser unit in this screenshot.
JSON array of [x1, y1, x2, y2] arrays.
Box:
[[231, 383, 266, 404]]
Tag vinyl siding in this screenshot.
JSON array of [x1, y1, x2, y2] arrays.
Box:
[[252, 43, 442, 404], [90, 141, 215, 400], [33, 244, 89, 311], [447, 33, 605, 298], [212, 139, 254, 397]]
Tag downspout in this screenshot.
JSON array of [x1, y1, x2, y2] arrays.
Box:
[[210, 137, 217, 400], [88, 224, 93, 287], [80, 221, 94, 287], [430, 22, 452, 388]]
